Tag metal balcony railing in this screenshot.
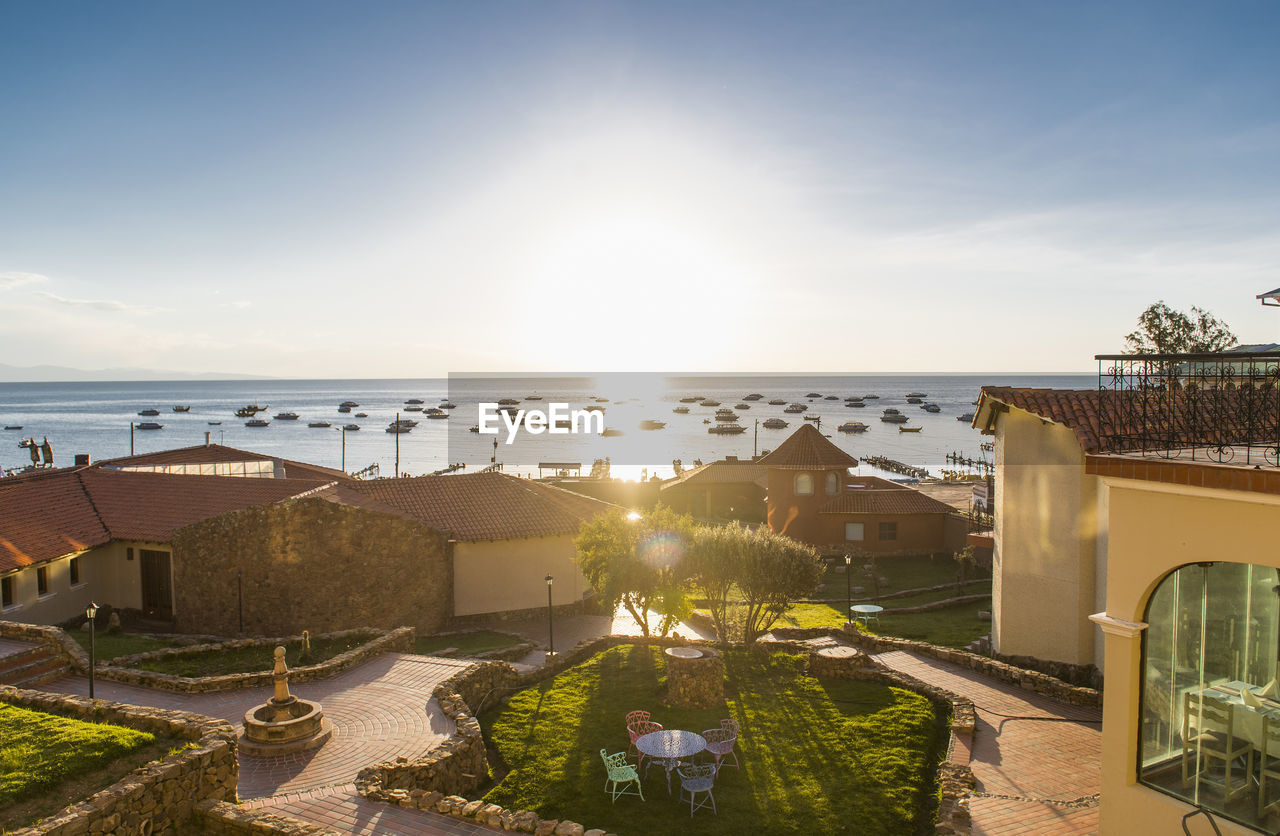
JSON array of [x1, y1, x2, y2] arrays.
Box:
[[1096, 352, 1280, 466]]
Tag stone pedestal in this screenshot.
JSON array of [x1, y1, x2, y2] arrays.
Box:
[[808, 645, 873, 679], [663, 646, 724, 709]]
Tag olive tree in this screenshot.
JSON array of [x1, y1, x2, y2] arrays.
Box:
[[574, 506, 694, 637], [1124, 301, 1236, 355]]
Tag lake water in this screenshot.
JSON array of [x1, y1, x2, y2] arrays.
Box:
[[0, 373, 1093, 480]]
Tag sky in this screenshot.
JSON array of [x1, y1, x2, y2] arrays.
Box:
[[2, 1, 1279, 378]]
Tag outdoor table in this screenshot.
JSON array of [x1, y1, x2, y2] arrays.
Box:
[[636, 729, 706, 794], [850, 604, 884, 625]]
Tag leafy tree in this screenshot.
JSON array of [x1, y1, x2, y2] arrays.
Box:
[[1124, 301, 1236, 355], [954, 545, 977, 595], [686, 524, 823, 644], [574, 506, 695, 637]]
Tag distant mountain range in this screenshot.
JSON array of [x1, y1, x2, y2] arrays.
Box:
[[0, 362, 275, 382]]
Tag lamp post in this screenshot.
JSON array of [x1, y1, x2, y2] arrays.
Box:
[[545, 575, 555, 658], [844, 555, 852, 628], [85, 602, 99, 699]]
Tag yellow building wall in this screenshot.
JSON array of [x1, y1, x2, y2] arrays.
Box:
[[0, 541, 146, 626], [994, 407, 1103, 666], [453, 534, 587, 617], [1097, 479, 1280, 836]]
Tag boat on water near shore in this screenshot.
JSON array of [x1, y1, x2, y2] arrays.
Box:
[[958, 412, 976, 422], [899, 426, 923, 433], [138, 409, 160, 416], [880, 409, 908, 423], [708, 424, 746, 434], [679, 396, 702, 403], [439, 402, 457, 409], [308, 421, 331, 428], [207, 421, 221, 425], [921, 404, 941, 413], [386, 425, 411, 433], [672, 406, 690, 414], [838, 421, 868, 432], [905, 392, 927, 398], [172, 405, 190, 413], [639, 419, 667, 430], [338, 406, 352, 413], [742, 394, 763, 401], [805, 392, 822, 398], [4, 426, 22, 430], [525, 395, 542, 400], [340, 401, 359, 408], [355, 412, 368, 418], [824, 395, 839, 400], [768, 399, 787, 405], [699, 399, 721, 406], [762, 418, 788, 429], [405, 398, 424, 404], [274, 412, 300, 420], [426, 411, 449, 419], [846, 401, 866, 407], [803, 415, 821, 422], [735, 403, 750, 409], [343, 423, 360, 431], [715, 413, 740, 422], [906, 397, 923, 404], [784, 403, 806, 413], [245, 419, 270, 427], [862, 394, 880, 399], [404, 405, 424, 412], [137, 422, 163, 430]]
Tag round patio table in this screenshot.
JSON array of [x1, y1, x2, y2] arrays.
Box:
[[636, 729, 706, 794], [850, 604, 884, 625]]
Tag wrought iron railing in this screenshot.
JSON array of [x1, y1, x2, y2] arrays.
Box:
[[1096, 352, 1280, 466]]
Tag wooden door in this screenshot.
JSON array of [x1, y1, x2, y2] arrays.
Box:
[[139, 549, 173, 619]]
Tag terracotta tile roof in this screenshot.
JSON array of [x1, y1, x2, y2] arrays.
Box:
[[354, 471, 617, 541], [819, 479, 958, 515], [100, 444, 351, 482], [0, 470, 109, 573], [756, 424, 859, 469], [660, 461, 769, 492], [976, 388, 1107, 452], [77, 470, 331, 543]]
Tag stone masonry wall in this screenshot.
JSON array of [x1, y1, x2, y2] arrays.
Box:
[[1, 686, 237, 836], [191, 800, 345, 835], [171, 498, 451, 637], [0, 619, 90, 672]]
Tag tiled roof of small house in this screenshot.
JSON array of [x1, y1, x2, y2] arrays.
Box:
[[659, 461, 769, 492], [354, 471, 617, 541], [975, 388, 1107, 452], [0, 469, 110, 573], [819, 477, 959, 515], [756, 424, 858, 469]]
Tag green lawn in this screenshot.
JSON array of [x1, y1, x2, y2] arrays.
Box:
[[0, 703, 170, 829], [778, 599, 990, 649], [814, 554, 989, 600], [413, 631, 526, 658], [70, 631, 182, 662], [132, 633, 374, 677], [482, 645, 945, 835]]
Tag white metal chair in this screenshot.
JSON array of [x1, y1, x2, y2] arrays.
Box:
[[677, 763, 717, 817]]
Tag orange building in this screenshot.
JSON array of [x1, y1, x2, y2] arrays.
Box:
[[762, 424, 966, 555]]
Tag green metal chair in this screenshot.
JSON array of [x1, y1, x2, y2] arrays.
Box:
[[600, 748, 644, 803]]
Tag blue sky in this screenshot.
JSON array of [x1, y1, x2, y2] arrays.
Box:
[[2, 1, 1278, 377]]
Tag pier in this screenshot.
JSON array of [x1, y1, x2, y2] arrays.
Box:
[[863, 455, 929, 480], [945, 451, 994, 475]]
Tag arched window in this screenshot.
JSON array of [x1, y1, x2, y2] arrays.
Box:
[[794, 472, 813, 496], [1139, 561, 1280, 826], [825, 472, 840, 495]]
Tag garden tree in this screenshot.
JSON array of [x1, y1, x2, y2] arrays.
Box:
[[954, 545, 977, 595], [574, 506, 695, 637], [1124, 301, 1237, 355], [686, 523, 823, 644]]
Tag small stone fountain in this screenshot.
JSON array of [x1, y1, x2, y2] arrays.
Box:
[[239, 646, 332, 757], [663, 646, 725, 708]]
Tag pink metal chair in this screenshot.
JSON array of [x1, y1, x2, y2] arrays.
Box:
[[629, 719, 663, 771], [625, 710, 651, 757], [702, 727, 738, 773]]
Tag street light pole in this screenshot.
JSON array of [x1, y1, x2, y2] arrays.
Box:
[[844, 555, 852, 628], [545, 575, 555, 657], [85, 602, 99, 699]]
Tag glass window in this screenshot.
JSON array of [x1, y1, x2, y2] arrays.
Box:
[[36, 567, 49, 596], [825, 472, 840, 495], [1, 576, 12, 608], [878, 522, 897, 541], [69, 557, 80, 586], [1140, 562, 1280, 831], [845, 523, 864, 541], [794, 473, 813, 496]]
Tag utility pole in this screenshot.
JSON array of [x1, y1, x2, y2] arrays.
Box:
[[395, 412, 400, 478], [754, 418, 759, 458], [130, 422, 135, 455]]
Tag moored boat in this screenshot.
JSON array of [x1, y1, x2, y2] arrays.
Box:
[[735, 403, 750, 409], [824, 395, 839, 400], [138, 409, 160, 416], [639, 419, 667, 430], [439, 402, 457, 409], [274, 412, 300, 420], [784, 403, 806, 413], [340, 401, 359, 408], [245, 419, 270, 427], [308, 421, 332, 428], [405, 398, 424, 404], [899, 426, 923, 433], [922, 404, 941, 413], [699, 399, 721, 406], [679, 396, 702, 403], [742, 394, 763, 401], [137, 422, 164, 430], [672, 406, 690, 414], [905, 392, 927, 399], [708, 423, 746, 434], [805, 392, 823, 398], [355, 412, 368, 418], [172, 405, 190, 413], [762, 418, 788, 429], [838, 421, 869, 433], [768, 399, 787, 405], [957, 412, 976, 422], [343, 423, 360, 431]]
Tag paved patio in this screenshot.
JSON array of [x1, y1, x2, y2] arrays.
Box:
[[46, 652, 472, 799]]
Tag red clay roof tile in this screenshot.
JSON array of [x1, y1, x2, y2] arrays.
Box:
[[756, 424, 858, 469]]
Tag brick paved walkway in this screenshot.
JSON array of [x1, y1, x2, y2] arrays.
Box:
[[247, 784, 501, 834], [873, 649, 1102, 836], [46, 652, 473, 799], [0, 637, 39, 658]]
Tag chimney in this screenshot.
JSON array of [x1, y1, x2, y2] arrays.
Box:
[[74, 453, 90, 467], [205, 431, 211, 446]]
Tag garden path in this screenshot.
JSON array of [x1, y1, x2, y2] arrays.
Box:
[[246, 784, 501, 835], [44, 652, 472, 799], [784, 634, 1102, 835]]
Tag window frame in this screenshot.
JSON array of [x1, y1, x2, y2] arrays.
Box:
[[69, 556, 82, 586], [845, 522, 865, 541], [878, 521, 897, 541], [36, 566, 50, 597], [825, 471, 840, 495], [1, 575, 14, 609], [794, 472, 814, 496]]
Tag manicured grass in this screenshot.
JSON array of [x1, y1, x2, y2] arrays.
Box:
[[779, 600, 991, 649], [482, 645, 945, 835], [133, 633, 374, 677], [813, 554, 989, 600], [0, 704, 170, 829], [413, 631, 525, 658], [69, 631, 182, 662]]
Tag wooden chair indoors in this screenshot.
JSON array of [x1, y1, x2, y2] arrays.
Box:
[[1181, 692, 1253, 804]]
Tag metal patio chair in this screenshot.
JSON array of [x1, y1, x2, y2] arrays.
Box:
[[702, 726, 739, 773], [677, 762, 717, 817], [600, 748, 644, 803], [625, 710, 651, 757]]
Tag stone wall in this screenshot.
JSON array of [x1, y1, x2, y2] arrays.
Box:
[[0, 619, 90, 672], [1, 686, 237, 836], [96, 627, 413, 694], [662, 646, 725, 708], [171, 498, 451, 637]]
